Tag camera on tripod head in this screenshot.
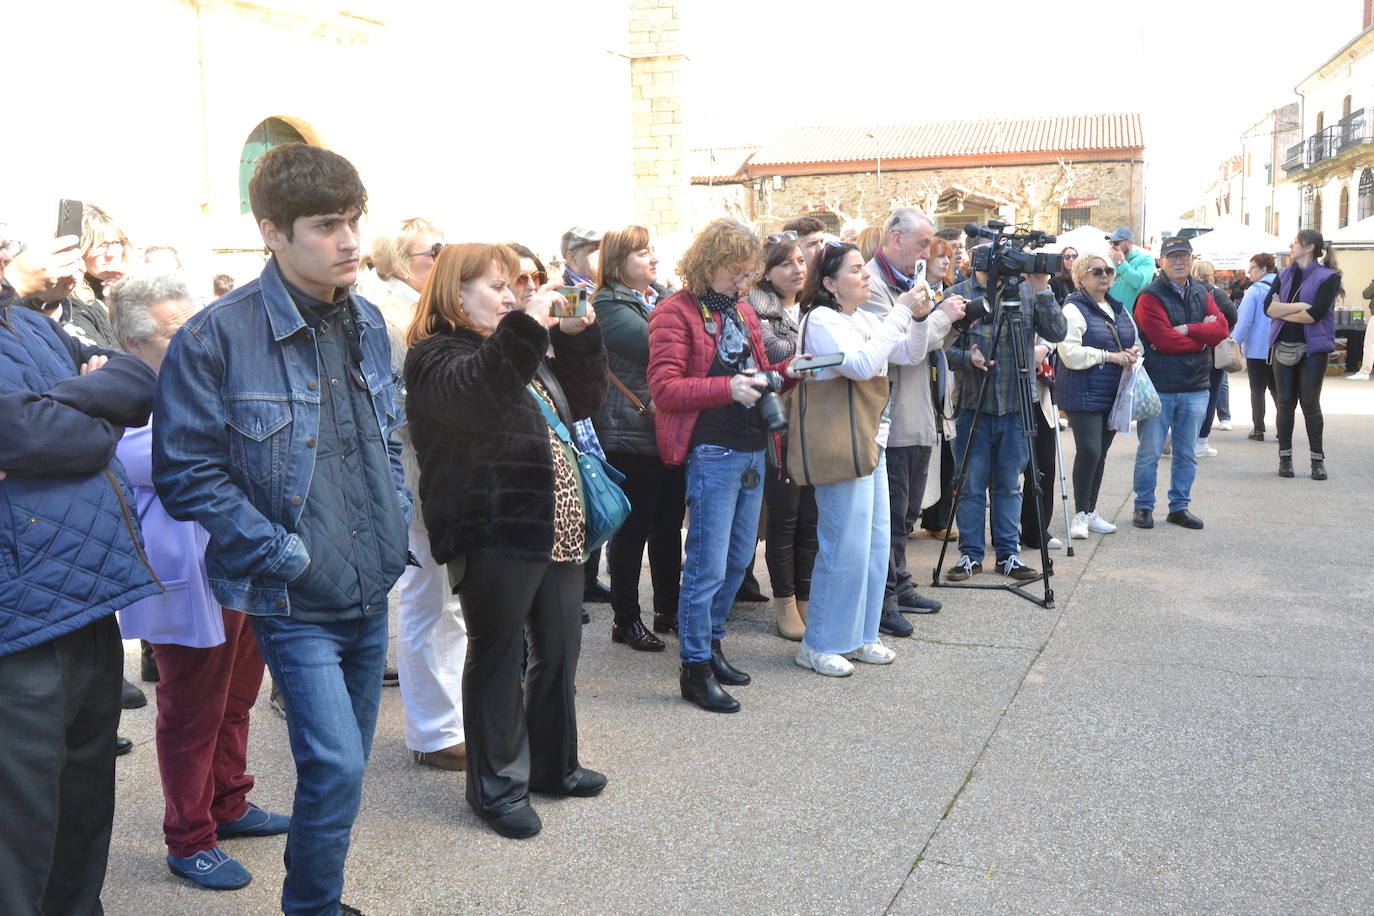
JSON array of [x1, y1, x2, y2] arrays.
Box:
[[966, 221, 1060, 278]]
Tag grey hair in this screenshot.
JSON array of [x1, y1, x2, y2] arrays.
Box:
[[883, 206, 934, 238], [110, 269, 193, 345]]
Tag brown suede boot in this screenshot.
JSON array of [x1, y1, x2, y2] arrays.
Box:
[[774, 596, 805, 641]]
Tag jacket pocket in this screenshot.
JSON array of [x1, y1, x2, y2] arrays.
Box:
[[224, 397, 293, 507]]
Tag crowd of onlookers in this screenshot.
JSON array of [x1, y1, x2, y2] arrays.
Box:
[[0, 141, 1352, 916]]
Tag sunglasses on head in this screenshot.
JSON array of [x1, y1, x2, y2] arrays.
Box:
[[410, 242, 444, 259], [766, 230, 798, 244], [1088, 266, 1116, 278]]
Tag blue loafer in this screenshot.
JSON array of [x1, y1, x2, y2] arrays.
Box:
[[166, 847, 251, 890], [216, 802, 290, 839]]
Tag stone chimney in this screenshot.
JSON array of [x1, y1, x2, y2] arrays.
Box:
[[628, 0, 687, 236]]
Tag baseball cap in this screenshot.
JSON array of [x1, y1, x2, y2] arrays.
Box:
[[560, 226, 602, 257], [1159, 237, 1193, 257], [1105, 227, 1134, 242]]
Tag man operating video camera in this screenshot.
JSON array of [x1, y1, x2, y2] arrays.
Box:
[[943, 234, 1066, 585]]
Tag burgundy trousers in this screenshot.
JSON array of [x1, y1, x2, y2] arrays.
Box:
[[151, 609, 266, 857]]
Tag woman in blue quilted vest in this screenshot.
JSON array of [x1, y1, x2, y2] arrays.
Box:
[[1055, 253, 1142, 540]]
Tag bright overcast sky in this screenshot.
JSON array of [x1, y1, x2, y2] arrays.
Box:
[[675, 0, 1362, 235]]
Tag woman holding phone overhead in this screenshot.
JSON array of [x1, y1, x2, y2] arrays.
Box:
[[793, 241, 933, 678], [405, 243, 609, 839]]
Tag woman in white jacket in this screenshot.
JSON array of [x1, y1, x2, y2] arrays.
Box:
[[793, 242, 932, 677]]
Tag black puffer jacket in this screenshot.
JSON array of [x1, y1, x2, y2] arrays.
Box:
[[404, 311, 607, 565], [589, 281, 665, 456]]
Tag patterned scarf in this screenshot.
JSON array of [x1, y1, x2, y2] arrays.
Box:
[[700, 290, 755, 373]]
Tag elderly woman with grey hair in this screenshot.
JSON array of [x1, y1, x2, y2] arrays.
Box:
[[364, 218, 472, 772], [112, 270, 289, 891]]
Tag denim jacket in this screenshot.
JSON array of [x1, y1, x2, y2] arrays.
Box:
[[152, 260, 412, 617]]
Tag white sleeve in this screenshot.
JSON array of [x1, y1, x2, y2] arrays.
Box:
[[805, 305, 913, 381], [1054, 302, 1105, 370]]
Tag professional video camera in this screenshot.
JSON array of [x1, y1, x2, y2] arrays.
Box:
[[966, 221, 1060, 278]]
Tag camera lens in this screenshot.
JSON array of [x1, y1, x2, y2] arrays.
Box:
[[756, 391, 788, 432]]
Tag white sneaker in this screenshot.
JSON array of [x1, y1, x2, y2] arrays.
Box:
[[1349, 371, 1371, 381], [1087, 511, 1117, 534], [1046, 537, 1063, 550], [1216, 420, 1233, 430], [1195, 440, 1218, 458], [794, 646, 854, 677], [844, 642, 896, 665], [1069, 511, 1090, 539]]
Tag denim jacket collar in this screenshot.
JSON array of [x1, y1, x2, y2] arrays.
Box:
[[261, 258, 382, 343]]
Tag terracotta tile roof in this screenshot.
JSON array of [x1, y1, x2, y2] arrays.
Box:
[[747, 113, 1143, 168], [687, 146, 759, 183]]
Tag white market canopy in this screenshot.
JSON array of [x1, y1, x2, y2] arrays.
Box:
[[1186, 221, 1288, 270], [1042, 225, 1111, 258], [1327, 215, 1374, 246]]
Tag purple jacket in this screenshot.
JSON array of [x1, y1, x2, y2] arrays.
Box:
[[115, 422, 225, 648], [1269, 264, 1338, 353]]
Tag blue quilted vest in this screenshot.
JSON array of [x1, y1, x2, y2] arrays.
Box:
[[1057, 292, 1136, 413], [0, 306, 158, 657]]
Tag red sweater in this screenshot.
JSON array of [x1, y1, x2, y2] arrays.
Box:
[[646, 289, 793, 466], [1134, 289, 1229, 354]]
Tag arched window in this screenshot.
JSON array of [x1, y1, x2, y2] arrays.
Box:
[[1316, 111, 1325, 133], [1340, 185, 1350, 229], [1359, 169, 1373, 221], [1312, 187, 1324, 232], [239, 117, 312, 215], [1343, 95, 1352, 118], [1301, 186, 1315, 229]]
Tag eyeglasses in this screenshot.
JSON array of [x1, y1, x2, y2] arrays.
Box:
[[515, 270, 547, 286], [1061, 253, 1079, 260], [91, 239, 130, 257], [765, 230, 798, 244], [409, 242, 444, 259], [1087, 266, 1116, 278]]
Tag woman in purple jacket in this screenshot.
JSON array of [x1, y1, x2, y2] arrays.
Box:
[[112, 272, 289, 891], [1263, 230, 1341, 480]]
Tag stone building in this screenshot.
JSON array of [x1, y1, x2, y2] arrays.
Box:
[[688, 114, 1144, 236]]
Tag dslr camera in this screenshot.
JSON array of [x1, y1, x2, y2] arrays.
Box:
[[754, 370, 787, 431]]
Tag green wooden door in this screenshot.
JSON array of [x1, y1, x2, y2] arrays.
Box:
[[239, 118, 308, 214]]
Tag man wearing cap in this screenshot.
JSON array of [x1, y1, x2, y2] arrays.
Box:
[[559, 227, 615, 607], [1106, 227, 1156, 314], [1130, 237, 1229, 531]]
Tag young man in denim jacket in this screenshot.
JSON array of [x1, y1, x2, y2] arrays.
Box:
[[153, 145, 411, 916]]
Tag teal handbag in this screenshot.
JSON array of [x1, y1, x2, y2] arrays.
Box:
[[528, 387, 631, 553]]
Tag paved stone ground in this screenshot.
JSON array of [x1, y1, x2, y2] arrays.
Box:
[[103, 375, 1374, 915]]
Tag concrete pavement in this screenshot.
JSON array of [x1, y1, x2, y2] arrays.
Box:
[[103, 375, 1374, 915]]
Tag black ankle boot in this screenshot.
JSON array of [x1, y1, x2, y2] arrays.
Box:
[[652, 612, 678, 634], [680, 661, 740, 713], [140, 639, 160, 683], [710, 639, 751, 685], [1311, 458, 1328, 480], [1278, 455, 1294, 478]]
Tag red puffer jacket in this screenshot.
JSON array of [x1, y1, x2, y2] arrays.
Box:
[[646, 289, 794, 466]]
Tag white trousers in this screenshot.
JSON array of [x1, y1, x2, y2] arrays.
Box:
[[397, 515, 467, 752]]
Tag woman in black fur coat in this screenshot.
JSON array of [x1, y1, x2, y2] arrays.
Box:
[[404, 242, 608, 840]]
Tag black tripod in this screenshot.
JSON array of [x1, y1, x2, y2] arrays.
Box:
[[931, 272, 1055, 608]]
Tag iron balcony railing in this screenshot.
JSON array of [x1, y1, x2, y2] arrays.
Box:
[[1285, 109, 1369, 173]]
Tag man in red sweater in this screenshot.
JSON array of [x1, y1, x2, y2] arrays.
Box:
[[1130, 237, 1229, 530]]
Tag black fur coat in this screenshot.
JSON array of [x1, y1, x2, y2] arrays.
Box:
[[404, 310, 607, 565]]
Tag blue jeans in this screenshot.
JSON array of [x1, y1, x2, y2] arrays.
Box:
[[954, 410, 1030, 563], [1134, 389, 1208, 512], [808, 452, 889, 654], [250, 612, 387, 916], [678, 445, 765, 664]]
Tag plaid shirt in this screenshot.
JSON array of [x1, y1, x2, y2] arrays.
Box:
[[945, 277, 1066, 416]]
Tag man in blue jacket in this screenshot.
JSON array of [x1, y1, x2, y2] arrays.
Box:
[[0, 243, 160, 916], [154, 145, 411, 916]]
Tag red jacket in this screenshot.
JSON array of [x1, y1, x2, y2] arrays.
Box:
[[646, 289, 794, 466]]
